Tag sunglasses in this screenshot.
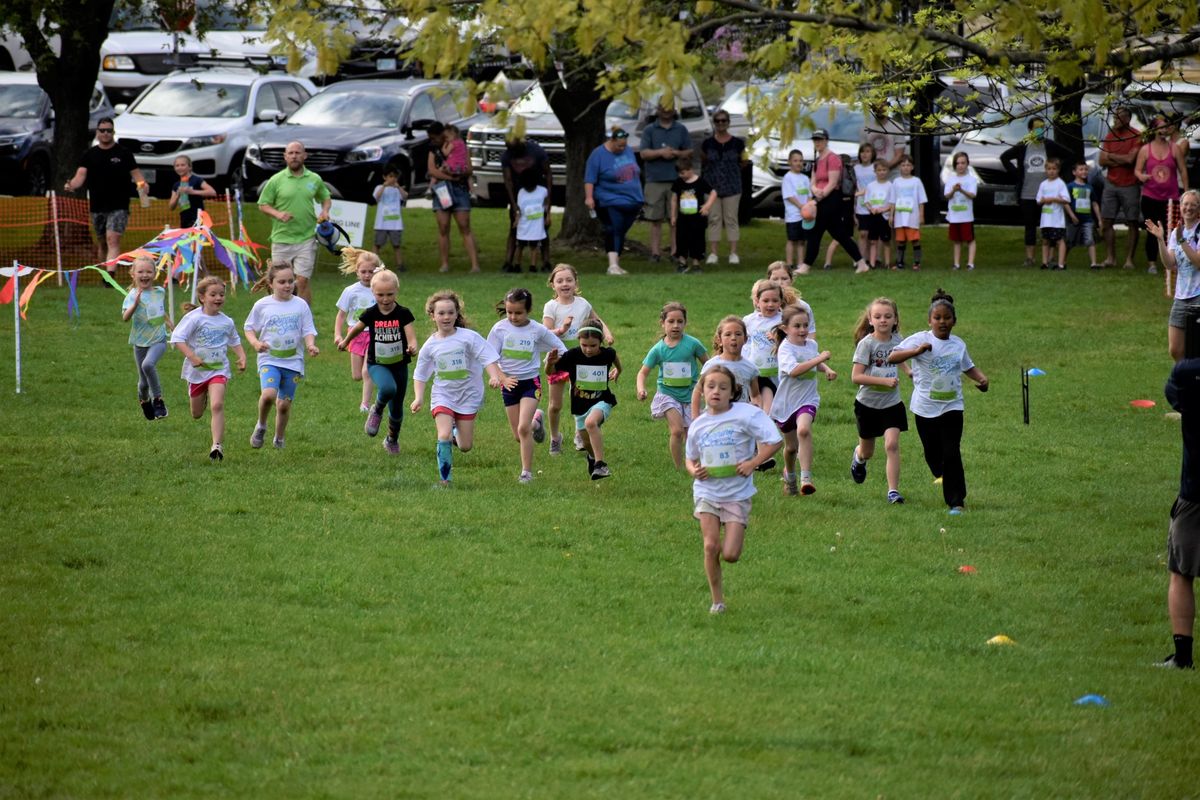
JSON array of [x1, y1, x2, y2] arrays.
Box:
[[612, 131, 629, 139], [714, 118, 730, 123], [97, 128, 114, 133]]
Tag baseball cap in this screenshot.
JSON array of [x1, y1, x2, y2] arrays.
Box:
[[811, 128, 829, 140]]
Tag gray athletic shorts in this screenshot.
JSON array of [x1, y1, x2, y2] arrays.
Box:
[[91, 209, 129, 237], [1168, 497, 1200, 577], [1169, 295, 1200, 329], [1101, 182, 1140, 224]]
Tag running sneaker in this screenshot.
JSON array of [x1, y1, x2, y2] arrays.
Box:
[[518, 470, 534, 484], [1148, 264, 1158, 275], [800, 481, 816, 495], [365, 407, 382, 437], [250, 424, 266, 449], [794, 264, 811, 276], [209, 443, 224, 461], [591, 461, 611, 480], [359, 403, 371, 413], [783, 473, 799, 496], [709, 602, 726, 615], [1156, 654, 1194, 669], [850, 453, 867, 484], [532, 409, 545, 443], [383, 437, 400, 455], [273, 437, 285, 450], [140, 399, 155, 420], [606, 264, 628, 276], [153, 397, 168, 419], [451, 424, 459, 449], [755, 457, 776, 472], [549, 434, 563, 455], [574, 430, 586, 451], [887, 490, 905, 504], [948, 506, 964, 515]]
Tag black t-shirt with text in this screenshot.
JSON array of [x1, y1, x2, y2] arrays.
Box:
[[555, 346, 618, 415], [79, 144, 138, 213], [358, 304, 416, 366]]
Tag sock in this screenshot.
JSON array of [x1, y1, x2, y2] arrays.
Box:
[[1174, 634, 1194, 666], [912, 244, 922, 265], [436, 440, 453, 481], [388, 416, 402, 439], [852, 448, 864, 465], [800, 470, 812, 482], [896, 244, 907, 264]]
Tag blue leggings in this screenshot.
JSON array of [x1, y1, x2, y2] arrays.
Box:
[[368, 362, 409, 436], [596, 203, 641, 255], [132, 342, 165, 401]]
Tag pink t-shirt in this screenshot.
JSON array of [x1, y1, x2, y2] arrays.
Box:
[[812, 150, 841, 193], [1142, 142, 1181, 202]]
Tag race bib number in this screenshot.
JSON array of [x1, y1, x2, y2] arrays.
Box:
[[576, 365, 607, 392], [522, 204, 543, 221], [680, 194, 699, 215], [1074, 195, 1091, 213], [897, 190, 914, 213], [930, 373, 959, 401], [702, 444, 738, 478], [753, 348, 778, 378], [177, 192, 191, 211], [436, 347, 468, 380], [949, 199, 968, 212], [662, 361, 693, 388], [1041, 203, 1055, 215], [375, 339, 406, 365], [267, 333, 298, 359], [197, 346, 224, 371], [144, 296, 165, 328], [501, 333, 536, 361]]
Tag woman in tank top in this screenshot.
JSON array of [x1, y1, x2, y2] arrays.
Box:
[[1136, 115, 1190, 273]]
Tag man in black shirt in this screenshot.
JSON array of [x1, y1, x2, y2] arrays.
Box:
[[64, 116, 147, 271], [1162, 358, 1200, 668]]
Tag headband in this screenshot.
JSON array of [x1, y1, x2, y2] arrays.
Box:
[[577, 326, 603, 336]]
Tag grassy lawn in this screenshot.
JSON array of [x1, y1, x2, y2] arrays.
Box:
[[0, 207, 1193, 797]]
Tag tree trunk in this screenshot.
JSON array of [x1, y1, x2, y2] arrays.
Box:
[[14, 0, 117, 189], [540, 65, 608, 248], [1049, 77, 1085, 166]]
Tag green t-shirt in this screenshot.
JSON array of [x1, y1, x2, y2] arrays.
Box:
[[259, 167, 331, 244], [642, 334, 707, 404]]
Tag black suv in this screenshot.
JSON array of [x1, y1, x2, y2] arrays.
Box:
[[242, 79, 484, 202]]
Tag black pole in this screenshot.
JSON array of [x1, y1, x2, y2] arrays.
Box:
[[1022, 368, 1030, 425]]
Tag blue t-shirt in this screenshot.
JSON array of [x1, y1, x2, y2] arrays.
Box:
[[585, 145, 643, 208], [173, 174, 206, 227], [642, 334, 707, 404], [640, 121, 691, 183]]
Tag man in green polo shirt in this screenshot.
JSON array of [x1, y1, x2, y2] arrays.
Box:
[[258, 141, 332, 305]]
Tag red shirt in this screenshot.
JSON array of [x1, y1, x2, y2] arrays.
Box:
[[1101, 126, 1141, 187], [812, 150, 841, 193]]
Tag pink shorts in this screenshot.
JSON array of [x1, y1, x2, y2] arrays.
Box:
[[431, 406, 477, 421], [775, 404, 817, 433], [189, 375, 227, 397], [694, 497, 751, 526], [348, 331, 369, 357], [547, 370, 570, 385]]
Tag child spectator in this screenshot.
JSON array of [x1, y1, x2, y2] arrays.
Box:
[[891, 154, 927, 270], [780, 149, 813, 270], [944, 152, 978, 271], [1036, 157, 1072, 270], [670, 156, 716, 273], [372, 169, 407, 270], [1065, 160, 1101, 269], [515, 167, 551, 273], [863, 160, 895, 270]]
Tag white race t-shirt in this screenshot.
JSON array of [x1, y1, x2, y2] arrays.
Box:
[[516, 186, 549, 241], [542, 296, 595, 351], [335, 282, 376, 326], [244, 295, 318, 375], [486, 317, 566, 380], [686, 403, 782, 502], [852, 332, 903, 409], [1171, 222, 1200, 300], [1035, 178, 1070, 229], [897, 330, 975, 418], [412, 327, 501, 414], [770, 338, 822, 421], [891, 176, 927, 229], [853, 164, 876, 214], [374, 185, 405, 231], [944, 173, 978, 224], [863, 180, 895, 216], [781, 171, 812, 223], [742, 311, 782, 379], [699, 355, 759, 405], [171, 309, 240, 384]]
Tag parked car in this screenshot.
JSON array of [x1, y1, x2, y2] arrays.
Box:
[[0, 30, 33, 72], [466, 79, 712, 203], [242, 79, 483, 202], [0, 71, 113, 195], [113, 69, 316, 195]]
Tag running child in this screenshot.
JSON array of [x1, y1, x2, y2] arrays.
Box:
[[849, 297, 910, 504], [636, 301, 709, 469], [670, 156, 717, 273], [410, 290, 515, 486], [170, 276, 246, 460], [764, 261, 818, 331], [121, 255, 173, 420], [372, 168, 407, 270], [888, 288, 989, 514], [692, 315, 760, 420], [542, 264, 614, 453], [686, 365, 783, 614], [1065, 160, 1101, 269], [337, 268, 417, 455], [244, 261, 319, 450], [487, 287, 567, 483], [554, 324, 621, 480], [1036, 157, 1072, 270], [743, 279, 784, 413], [780, 149, 814, 270], [944, 152, 978, 271], [514, 168, 551, 273], [333, 247, 381, 413], [768, 305, 836, 495], [863, 159, 895, 269], [168, 155, 216, 229], [891, 154, 928, 270]]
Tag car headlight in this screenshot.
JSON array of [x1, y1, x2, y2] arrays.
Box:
[[102, 55, 136, 70], [0, 132, 31, 147], [246, 144, 262, 164], [345, 145, 383, 164], [182, 134, 227, 149]]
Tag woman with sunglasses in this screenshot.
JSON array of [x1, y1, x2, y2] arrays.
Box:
[[585, 127, 643, 275], [700, 112, 748, 266]]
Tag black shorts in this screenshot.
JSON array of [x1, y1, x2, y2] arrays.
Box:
[[854, 399, 908, 439], [757, 376, 777, 394], [501, 376, 541, 406], [1168, 497, 1200, 577], [785, 220, 809, 243], [1041, 227, 1065, 243], [865, 214, 892, 242]]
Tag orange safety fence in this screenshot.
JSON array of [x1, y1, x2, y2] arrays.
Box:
[[0, 194, 240, 285]]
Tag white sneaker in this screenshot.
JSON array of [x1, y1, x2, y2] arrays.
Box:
[[606, 264, 628, 276], [727, 253, 739, 265], [855, 262, 870, 274], [705, 252, 718, 265], [518, 471, 533, 484], [794, 264, 810, 276], [574, 430, 586, 451], [709, 602, 726, 615]]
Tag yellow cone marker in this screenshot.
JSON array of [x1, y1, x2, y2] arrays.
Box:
[[987, 634, 1016, 646]]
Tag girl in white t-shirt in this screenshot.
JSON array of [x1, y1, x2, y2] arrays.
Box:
[[411, 290, 515, 487], [487, 287, 567, 483], [768, 305, 836, 495], [515, 168, 551, 272], [334, 248, 381, 413], [849, 297, 911, 504], [170, 276, 246, 460], [542, 264, 613, 454], [685, 365, 783, 614], [743, 279, 784, 414], [944, 152, 979, 270], [764, 262, 818, 333], [121, 255, 173, 421], [691, 315, 760, 420], [244, 262, 319, 450], [1146, 188, 1200, 362], [888, 289, 989, 514]]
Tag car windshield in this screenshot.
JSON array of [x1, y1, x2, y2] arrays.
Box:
[[129, 81, 249, 118], [108, 1, 164, 31], [971, 112, 1038, 145], [795, 106, 868, 141], [0, 85, 46, 118], [288, 89, 407, 128], [195, 0, 267, 30]]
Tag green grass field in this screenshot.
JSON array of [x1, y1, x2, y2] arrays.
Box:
[[1, 209, 1193, 797]]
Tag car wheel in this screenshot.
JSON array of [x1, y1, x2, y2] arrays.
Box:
[[25, 155, 51, 196]]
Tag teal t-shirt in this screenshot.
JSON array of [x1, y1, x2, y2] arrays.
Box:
[[259, 167, 332, 244], [642, 334, 707, 403], [122, 286, 168, 347]]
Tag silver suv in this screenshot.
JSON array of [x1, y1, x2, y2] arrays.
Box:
[[467, 81, 712, 203]]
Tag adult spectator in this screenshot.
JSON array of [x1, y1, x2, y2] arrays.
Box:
[[501, 135, 551, 273], [796, 129, 870, 276], [585, 127, 643, 276], [1000, 117, 1073, 267], [257, 141, 331, 305], [1135, 115, 1189, 275], [700, 110, 746, 265], [426, 122, 480, 274], [1099, 106, 1142, 269], [861, 105, 907, 172], [63, 116, 148, 273], [1146, 189, 1200, 362], [639, 101, 692, 262], [1159, 356, 1200, 669]]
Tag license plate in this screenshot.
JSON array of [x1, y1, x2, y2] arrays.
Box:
[[376, 57, 397, 71], [994, 190, 1015, 206]]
